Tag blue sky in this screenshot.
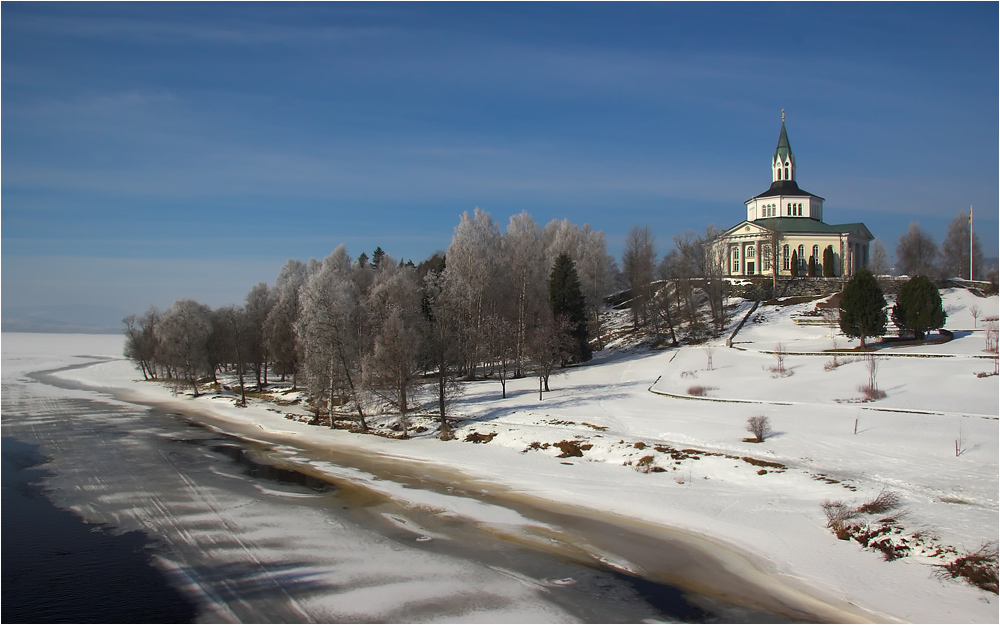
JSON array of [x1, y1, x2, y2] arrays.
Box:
[[3, 2, 997, 331]]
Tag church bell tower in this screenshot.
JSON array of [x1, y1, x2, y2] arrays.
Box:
[[772, 109, 796, 183]]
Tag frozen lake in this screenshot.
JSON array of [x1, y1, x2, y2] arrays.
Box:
[[2, 351, 801, 623]]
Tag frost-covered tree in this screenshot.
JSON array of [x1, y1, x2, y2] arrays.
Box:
[[868, 238, 889, 278], [296, 246, 368, 429], [574, 225, 617, 350], [364, 258, 425, 437], [941, 210, 984, 280], [421, 270, 465, 436], [158, 299, 213, 395], [444, 208, 501, 377], [266, 260, 308, 385], [217, 305, 250, 406], [503, 212, 546, 377], [244, 282, 275, 389], [892, 275, 946, 340], [896, 222, 938, 277], [838, 269, 887, 349]]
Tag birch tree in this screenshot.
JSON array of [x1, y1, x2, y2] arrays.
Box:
[[364, 259, 425, 437], [502, 212, 546, 377], [158, 299, 212, 396], [266, 260, 308, 385], [444, 208, 501, 377], [296, 246, 368, 429]]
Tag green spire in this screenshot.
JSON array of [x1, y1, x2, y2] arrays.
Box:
[[775, 121, 792, 161]]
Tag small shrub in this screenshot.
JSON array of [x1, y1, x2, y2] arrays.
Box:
[[821, 500, 857, 539], [857, 488, 900, 515], [935, 541, 998, 594], [465, 432, 497, 444], [554, 440, 592, 458], [635, 455, 656, 473], [858, 384, 887, 402], [633, 441, 646, 450], [746, 415, 772, 442], [687, 385, 714, 396]]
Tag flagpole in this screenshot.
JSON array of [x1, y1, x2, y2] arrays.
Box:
[[969, 205, 974, 280]]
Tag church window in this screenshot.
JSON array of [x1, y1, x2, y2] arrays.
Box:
[[746, 246, 755, 258], [783, 245, 790, 270], [777, 169, 781, 180], [784, 166, 789, 179], [813, 245, 819, 263], [762, 245, 771, 271], [732, 247, 740, 272], [798, 245, 805, 267]]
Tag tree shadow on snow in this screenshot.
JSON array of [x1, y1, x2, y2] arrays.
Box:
[[175, 559, 335, 610]]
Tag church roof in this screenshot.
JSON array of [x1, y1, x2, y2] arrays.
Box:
[[747, 180, 825, 202], [744, 217, 873, 239]]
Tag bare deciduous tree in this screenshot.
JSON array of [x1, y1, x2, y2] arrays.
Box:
[[746, 416, 772, 443], [622, 224, 656, 330], [941, 210, 984, 280], [896, 222, 938, 277]]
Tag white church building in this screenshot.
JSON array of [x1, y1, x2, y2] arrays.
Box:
[[713, 114, 873, 278]]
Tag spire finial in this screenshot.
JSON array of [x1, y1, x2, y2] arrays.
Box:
[[782, 108, 785, 123]]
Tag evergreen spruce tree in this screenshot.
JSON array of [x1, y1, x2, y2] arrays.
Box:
[[891, 275, 946, 340], [549, 252, 591, 362], [790, 250, 799, 277], [838, 268, 887, 349], [822, 246, 834, 277], [808, 255, 816, 277]]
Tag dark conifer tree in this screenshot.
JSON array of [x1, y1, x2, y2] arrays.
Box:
[[808, 255, 816, 277], [838, 268, 887, 349], [823, 246, 835, 277], [891, 275, 946, 340], [372, 247, 386, 269], [790, 250, 799, 277], [549, 252, 591, 363]]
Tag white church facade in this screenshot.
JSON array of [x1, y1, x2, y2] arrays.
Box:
[[713, 114, 873, 278]]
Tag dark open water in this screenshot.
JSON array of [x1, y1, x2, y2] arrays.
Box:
[[2, 437, 198, 623]]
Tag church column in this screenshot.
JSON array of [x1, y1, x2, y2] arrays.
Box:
[[755, 240, 762, 276]]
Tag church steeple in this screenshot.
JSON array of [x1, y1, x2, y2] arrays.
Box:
[[772, 109, 795, 183]]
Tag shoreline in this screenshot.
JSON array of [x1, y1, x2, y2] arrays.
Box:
[[75, 364, 880, 623]]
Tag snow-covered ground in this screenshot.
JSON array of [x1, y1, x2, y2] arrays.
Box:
[[3, 287, 997, 623]]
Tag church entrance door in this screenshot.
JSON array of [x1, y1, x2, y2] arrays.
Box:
[[747, 262, 755, 275]]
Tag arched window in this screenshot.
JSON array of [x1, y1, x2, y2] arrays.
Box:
[[732, 246, 740, 273], [762, 245, 771, 271], [777, 168, 781, 180], [783, 244, 790, 270], [746, 245, 755, 258], [784, 166, 789, 179], [798, 245, 805, 267], [813, 245, 819, 262]]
